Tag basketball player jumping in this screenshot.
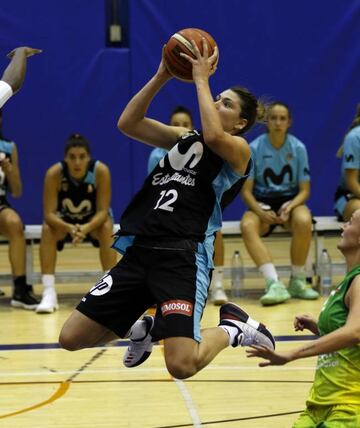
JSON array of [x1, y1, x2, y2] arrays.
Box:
[[59, 39, 275, 379]]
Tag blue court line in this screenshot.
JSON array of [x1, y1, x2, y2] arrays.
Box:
[[0, 335, 316, 351]]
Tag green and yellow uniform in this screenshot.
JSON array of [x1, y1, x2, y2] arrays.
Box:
[[294, 266, 360, 428]]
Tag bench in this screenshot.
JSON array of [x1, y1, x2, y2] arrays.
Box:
[[0, 224, 121, 285], [221, 216, 345, 278], [0, 217, 345, 285]]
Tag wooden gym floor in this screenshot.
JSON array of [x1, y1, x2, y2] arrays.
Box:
[[0, 238, 345, 427]]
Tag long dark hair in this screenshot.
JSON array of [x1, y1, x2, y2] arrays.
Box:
[[64, 133, 91, 155], [230, 86, 266, 135]]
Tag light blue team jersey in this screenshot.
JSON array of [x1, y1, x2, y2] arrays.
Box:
[[147, 147, 168, 175], [249, 133, 310, 199], [0, 139, 14, 197], [339, 126, 360, 190]]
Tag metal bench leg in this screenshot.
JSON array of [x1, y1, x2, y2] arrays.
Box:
[[26, 239, 35, 284]]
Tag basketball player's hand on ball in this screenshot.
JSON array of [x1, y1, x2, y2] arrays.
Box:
[[155, 48, 172, 81], [7, 47, 42, 59], [180, 38, 218, 83]]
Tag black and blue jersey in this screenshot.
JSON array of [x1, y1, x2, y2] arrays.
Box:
[[118, 131, 249, 242], [57, 159, 98, 224]]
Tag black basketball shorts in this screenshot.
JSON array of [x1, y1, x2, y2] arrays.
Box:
[[0, 196, 12, 213], [76, 241, 211, 342], [255, 195, 296, 237]]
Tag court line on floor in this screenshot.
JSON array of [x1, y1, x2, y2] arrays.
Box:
[[0, 381, 70, 420], [155, 339, 203, 428], [0, 335, 315, 351], [174, 378, 202, 428], [153, 410, 303, 427], [0, 378, 314, 386], [0, 348, 107, 420], [0, 364, 317, 379]]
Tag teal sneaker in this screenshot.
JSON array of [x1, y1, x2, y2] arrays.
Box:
[[260, 279, 291, 306], [288, 275, 319, 300]]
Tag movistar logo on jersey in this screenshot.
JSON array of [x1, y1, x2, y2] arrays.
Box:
[[154, 141, 204, 188], [263, 164, 293, 186], [61, 198, 92, 220], [159, 141, 203, 171], [345, 154, 354, 162]]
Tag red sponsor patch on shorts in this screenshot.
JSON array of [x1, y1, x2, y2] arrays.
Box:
[[160, 300, 193, 317]]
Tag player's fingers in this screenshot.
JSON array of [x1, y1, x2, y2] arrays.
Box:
[[191, 39, 201, 57], [202, 38, 208, 58], [179, 52, 194, 63], [209, 46, 218, 64], [27, 48, 43, 56]]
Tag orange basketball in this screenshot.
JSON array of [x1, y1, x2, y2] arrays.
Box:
[[164, 28, 218, 82]]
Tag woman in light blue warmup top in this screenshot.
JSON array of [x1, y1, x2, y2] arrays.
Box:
[[334, 104, 360, 222], [240, 102, 319, 306]]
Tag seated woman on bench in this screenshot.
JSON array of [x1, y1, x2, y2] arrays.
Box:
[[37, 134, 116, 313], [0, 47, 42, 309], [334, 104, 360, 221], [240, 102, 319, 306]]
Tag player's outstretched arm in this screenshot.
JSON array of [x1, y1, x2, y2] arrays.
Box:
[[1, 46, 42, 94]]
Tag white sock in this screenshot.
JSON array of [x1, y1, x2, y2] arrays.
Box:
[[259, 263, 278, 282], [212, 266, 223, 289], [292, 265, 305, 277], [42, 274, 55, 291], [219, 325, 240, 346]]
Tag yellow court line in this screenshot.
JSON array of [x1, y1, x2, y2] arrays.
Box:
[[0, 381, 71, 420]]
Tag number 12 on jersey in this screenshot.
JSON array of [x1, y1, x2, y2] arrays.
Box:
[[154, 189, 178, 212]]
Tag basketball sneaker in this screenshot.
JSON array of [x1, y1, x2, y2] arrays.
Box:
[[123, 315, 154, 368], [219, 302, 275, 350], [11, 285, 40, 310], [288, 275, 319, 300], [260, 279, 291, 306], [36, 289, 58, 314]]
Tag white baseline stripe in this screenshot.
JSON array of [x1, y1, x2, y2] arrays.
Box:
[[174, 378, 202, 428], [0, 365, 316, 378]]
